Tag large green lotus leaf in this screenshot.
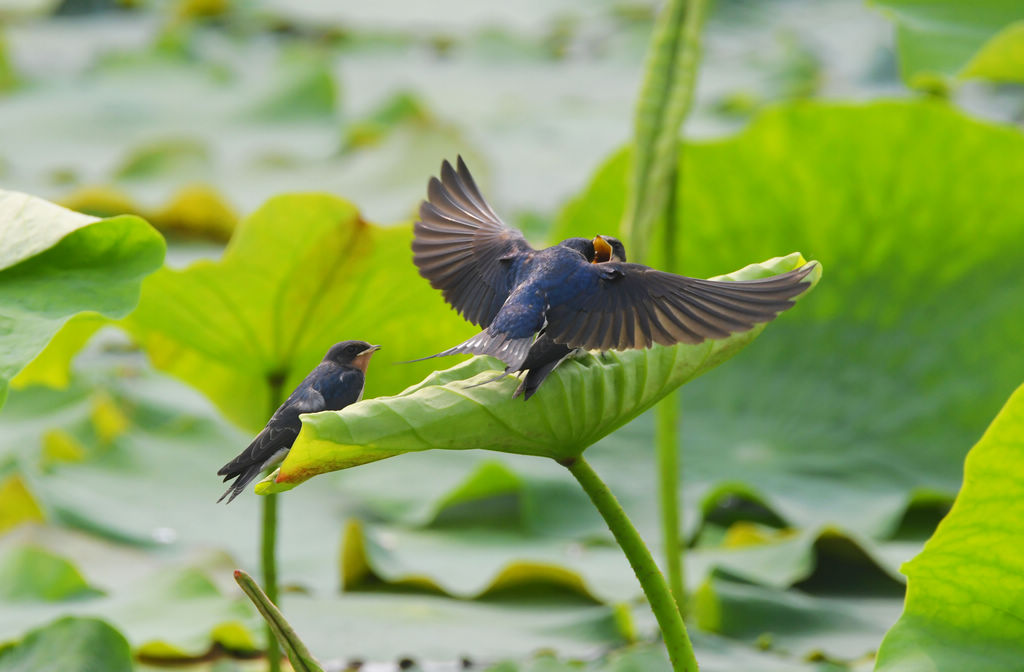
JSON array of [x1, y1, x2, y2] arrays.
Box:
[[552, 101, 1024, 541], [0, 190, 165, 407], [123, 194, 475, 432], [259, 254, 819, 492], [874, 383, 1024, 672], [870, 0, 1024, 85], [0, 616, 133, 672]]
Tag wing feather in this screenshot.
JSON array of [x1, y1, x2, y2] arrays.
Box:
[[546, 263, 817, 351], [412, 158, 534, 328]]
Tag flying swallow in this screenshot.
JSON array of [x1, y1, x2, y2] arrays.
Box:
[[216, 341, 380, 503], [507, 235, 628, 399], [411, 157, 816, 398]]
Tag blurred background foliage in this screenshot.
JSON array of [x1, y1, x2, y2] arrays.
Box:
[[1, 0, 1023, 671]]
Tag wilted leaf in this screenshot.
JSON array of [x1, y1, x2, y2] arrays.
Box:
[[874, 383, 1024, 672], [0, 190, 165, 407], [259, 254, 819, 492], [123, 193, 475, 432], [0, 616, 132, 672]]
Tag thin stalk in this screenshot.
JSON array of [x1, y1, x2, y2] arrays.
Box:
[[658, 151, 685, 610], [262, 493, 280, 672], [636, 0, 706, 615], [656, 395, 684, 608], [262, 376, 285, 672], [564, 457, 698, 672]]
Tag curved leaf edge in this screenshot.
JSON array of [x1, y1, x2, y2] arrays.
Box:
[[257, 253, 821, 495]]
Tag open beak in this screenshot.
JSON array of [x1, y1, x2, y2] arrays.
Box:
[[591, 235, 613, 263]]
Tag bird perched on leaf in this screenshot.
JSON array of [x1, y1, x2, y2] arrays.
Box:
[[216, 340, 380, 503], [411, 156, 816, 399]]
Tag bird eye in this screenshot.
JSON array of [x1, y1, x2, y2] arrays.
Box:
[[347, 345, 359, 354]]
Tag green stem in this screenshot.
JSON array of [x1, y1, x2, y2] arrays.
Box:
[[262, 376, 285, 672], [656, 395, 685, 609], [262, 493, 281, 672], [564, 457, 698, 672], [657, 145, 685, 612]]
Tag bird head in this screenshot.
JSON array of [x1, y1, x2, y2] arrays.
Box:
[[558, 237, 596, 260], [592, 235, 627, 263], [325, 341, 381, 372]]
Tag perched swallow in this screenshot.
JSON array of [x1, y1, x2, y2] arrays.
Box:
[[411, 157, 816, 398], [216, 341, 380, 503]]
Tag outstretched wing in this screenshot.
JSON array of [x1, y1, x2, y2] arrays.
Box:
[[544, 262, 818, 351], [412, 156, 533, 328]]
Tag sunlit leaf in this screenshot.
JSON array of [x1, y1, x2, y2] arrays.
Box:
[[259, 254, 819, 492], [0, 475, 45, 534], [0, 190, 165, 407], [874, 383, 1024, 672], [11, 314, 107, 391], [123, 193, 475, 432]]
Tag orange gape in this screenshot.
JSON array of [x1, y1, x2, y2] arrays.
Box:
[[592, 235, 613, 263]]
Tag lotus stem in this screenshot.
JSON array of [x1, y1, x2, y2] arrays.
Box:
[[656, 396, 685, 609], [563, 456, 698, 672], [262, 375, 285, 672]]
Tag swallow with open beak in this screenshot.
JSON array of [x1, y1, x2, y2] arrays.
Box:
[[216, 341, 380, 503], [411, 157, 816, 399]]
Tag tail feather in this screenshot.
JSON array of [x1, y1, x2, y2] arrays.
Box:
[[405, 330, 535, 370], [217, 464, 263, 504]]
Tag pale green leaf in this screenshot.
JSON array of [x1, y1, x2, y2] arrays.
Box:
[[874, 383, 1024, 672], [258, 254, 819, 493], [0, 190, 165, 407], [961, 21, 1024, 82], [870, 0, 1024, 85], [0, 546, 103, 602], [10, 314, 107, 391]]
